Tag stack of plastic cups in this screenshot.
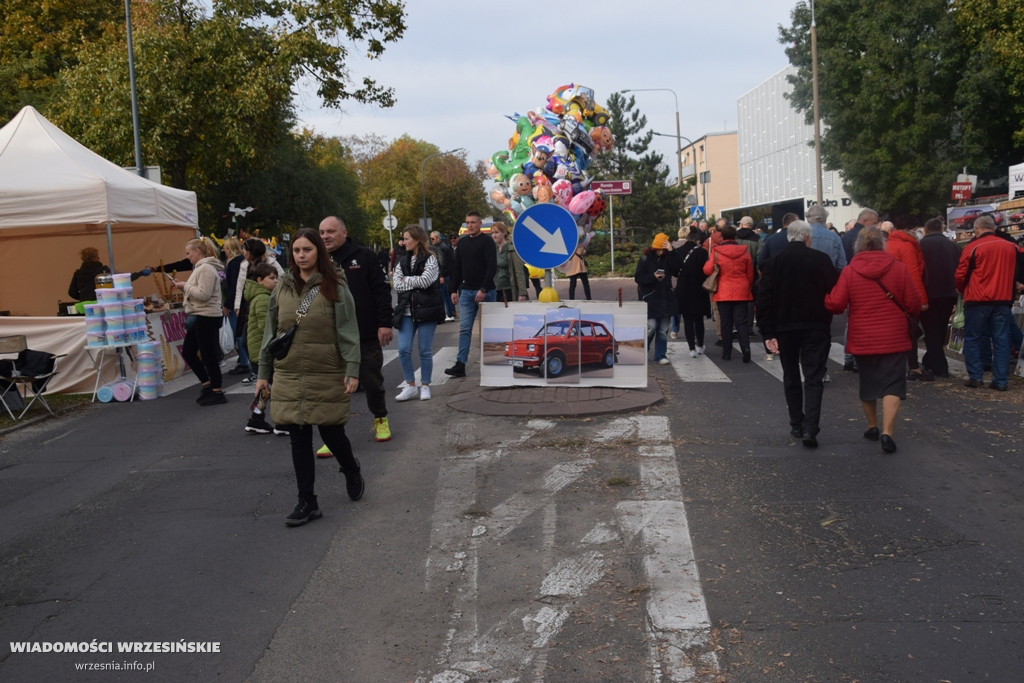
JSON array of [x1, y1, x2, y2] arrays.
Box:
[[124, 299, 147, 342], [136, 341, 163, 400], [104, 312, 127, 346], [84, 303, 106, 347]]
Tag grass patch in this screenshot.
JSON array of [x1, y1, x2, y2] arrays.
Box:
[[606, 476, 632, 487], [0, 393, 92, 431]]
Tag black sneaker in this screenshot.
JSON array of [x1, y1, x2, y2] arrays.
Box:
[[341, 458, 364, 501], [228, 364, 251, 375], [196, 385, 213, 403], [198, 390, 227, 406], [241, 374, 258, 385], [444, 361, 466, 377], [244, 414, 273, 434], [285, 496, 322, 527]]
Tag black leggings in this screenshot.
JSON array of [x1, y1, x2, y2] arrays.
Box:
[[681, 312, 706, 350], [287, 424, 358, 500], [181, 315, 223, 389], [568, 274, 591, 300]]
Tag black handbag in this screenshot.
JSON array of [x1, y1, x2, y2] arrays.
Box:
[[267, 286, 319, 360]]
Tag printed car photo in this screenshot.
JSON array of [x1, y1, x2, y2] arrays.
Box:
[[504, 319, 618, 377]]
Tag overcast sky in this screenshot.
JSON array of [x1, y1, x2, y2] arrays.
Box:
[[295, 0, 801, 180]]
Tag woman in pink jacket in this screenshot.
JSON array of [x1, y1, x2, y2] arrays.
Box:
[[703, 224, 755, 362], [826, 227, 922, 453]]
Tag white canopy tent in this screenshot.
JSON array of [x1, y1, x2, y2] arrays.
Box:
[[0, 106, 201, 394], [0, 105, 199, 316]]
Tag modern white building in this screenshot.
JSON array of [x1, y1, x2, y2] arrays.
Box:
[[733, 65, 863, 228]]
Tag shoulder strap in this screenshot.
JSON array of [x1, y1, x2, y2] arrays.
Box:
[[295, 286, 320, 323], [873, 278, 909, 317]]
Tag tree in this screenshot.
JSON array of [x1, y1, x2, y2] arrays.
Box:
[[779, 0, 1021, 218], [42, 0, 405, 200], [588, 93, 679, 241], [0, 0, 121, 119], [955, 0, 1024, 147], [354, 136, 486, 246]]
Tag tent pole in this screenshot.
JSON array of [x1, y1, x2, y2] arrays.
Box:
[[105, 222, 116, 272]]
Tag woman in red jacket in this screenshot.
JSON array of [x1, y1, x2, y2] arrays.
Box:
[[885, 224, 931, 380], [826, 227, 922, 453], [703, 224, 755, 361]]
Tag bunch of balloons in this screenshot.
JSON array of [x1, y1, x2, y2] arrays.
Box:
[[488, 84, 613, 245]]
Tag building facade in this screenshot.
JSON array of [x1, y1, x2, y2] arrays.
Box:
[[680, 131, 739, 222]]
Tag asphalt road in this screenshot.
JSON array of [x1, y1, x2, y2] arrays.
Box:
[[1, 276, 1022, 681]]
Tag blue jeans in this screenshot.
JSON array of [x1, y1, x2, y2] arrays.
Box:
[[964, 304, 1012, 386], [457, 288, 496, 364], [647, 317, 671, 361], [227, 310, 250, 369], [397, 315, 437, 385], [439, 280, 454, 317]]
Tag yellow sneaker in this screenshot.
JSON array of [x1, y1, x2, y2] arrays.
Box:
[[373, 416, 391, 442], [315, 444, 332, 458]]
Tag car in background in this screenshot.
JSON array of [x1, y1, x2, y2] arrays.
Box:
[[505, 319, 617, 377], [953, 208, 984, 226]]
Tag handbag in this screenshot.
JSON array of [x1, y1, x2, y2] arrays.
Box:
[[267, 286, 320, 360], [701, 252, 720, 293]]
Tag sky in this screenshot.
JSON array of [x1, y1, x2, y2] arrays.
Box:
[[295, 0, 802, 182]]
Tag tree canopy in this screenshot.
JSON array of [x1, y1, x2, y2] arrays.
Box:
[[353, 136, 486, 245], [588, 92, 679, 240], [779, 0, 1023, 218]]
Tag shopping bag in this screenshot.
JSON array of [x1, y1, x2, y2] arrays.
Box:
[[220, 316, 235, 355]]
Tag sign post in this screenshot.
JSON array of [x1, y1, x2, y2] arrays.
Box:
[[380, 198, 397, 273], [590, 181, 632, 273]]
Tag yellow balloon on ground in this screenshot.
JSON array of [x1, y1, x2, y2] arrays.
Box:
[[538, 287, 560, 303]]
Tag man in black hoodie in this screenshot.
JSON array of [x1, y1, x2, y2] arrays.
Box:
[[320, 215, 395, 443]]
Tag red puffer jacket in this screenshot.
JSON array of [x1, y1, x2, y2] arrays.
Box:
[[885, 230, 928, 307], [825, 250, 922, 355], [704, 241, 753, 302]]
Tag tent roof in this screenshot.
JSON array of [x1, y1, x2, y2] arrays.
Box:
[[0, 106, 198, 232]]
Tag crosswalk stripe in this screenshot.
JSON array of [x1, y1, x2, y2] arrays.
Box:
[[665, 351, 730, 382]]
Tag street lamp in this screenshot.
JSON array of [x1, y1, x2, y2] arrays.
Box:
[[622, 88, 684, 228], [421, 148, 464, 229], [810, 0, 824, 206]]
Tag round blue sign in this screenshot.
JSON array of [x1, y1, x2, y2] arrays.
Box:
[[511, 204, 579, 270]]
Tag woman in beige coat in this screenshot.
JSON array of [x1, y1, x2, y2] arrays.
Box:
[[255, 228, 363, 526], [171, 237, 225, 405]]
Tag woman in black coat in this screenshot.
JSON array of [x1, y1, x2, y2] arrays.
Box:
[[674, 228, 713, 357], [635, 233, 681, 364]]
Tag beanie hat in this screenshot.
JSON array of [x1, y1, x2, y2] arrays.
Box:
[[651, 233, 671, 250]]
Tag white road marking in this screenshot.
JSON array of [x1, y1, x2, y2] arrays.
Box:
[[667, 350, 731, 382]]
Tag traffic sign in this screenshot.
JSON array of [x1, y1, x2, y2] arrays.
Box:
[[689, 205, 705, 219], [512, 204, 578, 270], [951, 182, 972, 201], [383, 215, 398, 231], [380, 198, 396, 212], [590, 180, 632, 195]]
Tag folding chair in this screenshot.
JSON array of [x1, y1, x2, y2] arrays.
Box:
[[0, 335, 67, 420]]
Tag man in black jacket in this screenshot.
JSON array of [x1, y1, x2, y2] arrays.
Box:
[[758, 220, 839, 448], [445, 211, 497, 378], [320, 215, 395, 442]]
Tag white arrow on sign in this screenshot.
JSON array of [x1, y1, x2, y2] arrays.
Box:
[[522, 215, 568, 255], [380, 198, 396, 212]]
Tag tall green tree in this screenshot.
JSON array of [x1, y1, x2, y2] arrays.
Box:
[[779, 0, 1020, 218], [354, 136, 486, 246], [588, 92, 679, 241], [44, 0, 405, 201]]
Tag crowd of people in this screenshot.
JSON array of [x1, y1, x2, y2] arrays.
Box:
[[637, 206, 1023, 454], [107, 202, 1019, 525]]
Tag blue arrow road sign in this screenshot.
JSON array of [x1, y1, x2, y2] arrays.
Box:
[[511, 204, 578, 270]]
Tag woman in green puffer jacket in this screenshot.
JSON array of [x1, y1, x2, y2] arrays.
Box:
[[255, 228, 364, 527]]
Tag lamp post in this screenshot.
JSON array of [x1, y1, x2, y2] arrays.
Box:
[[622, 88, 684, 228], [653, 130, 704, 223], [810, 0, 824, 207], [421, 148, 464, 230]]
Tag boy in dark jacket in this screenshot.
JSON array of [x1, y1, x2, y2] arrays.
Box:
[[243, 263, 286, 434]]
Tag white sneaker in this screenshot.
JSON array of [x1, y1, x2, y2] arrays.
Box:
[[696, 346, 705, 356], [765, 353, 775, 361], [419, 385, 432, 401], [395, 385, 419, 402], [669, 331, 678, 340], [397, 380, 410, 389], [445, 315, 456, 322], [657, 358, 671, 365], [689, 349, 698, 358]]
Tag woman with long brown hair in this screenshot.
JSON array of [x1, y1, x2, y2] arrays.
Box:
[[393, 224, 444, 402], [254, 228, 363, 526]]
